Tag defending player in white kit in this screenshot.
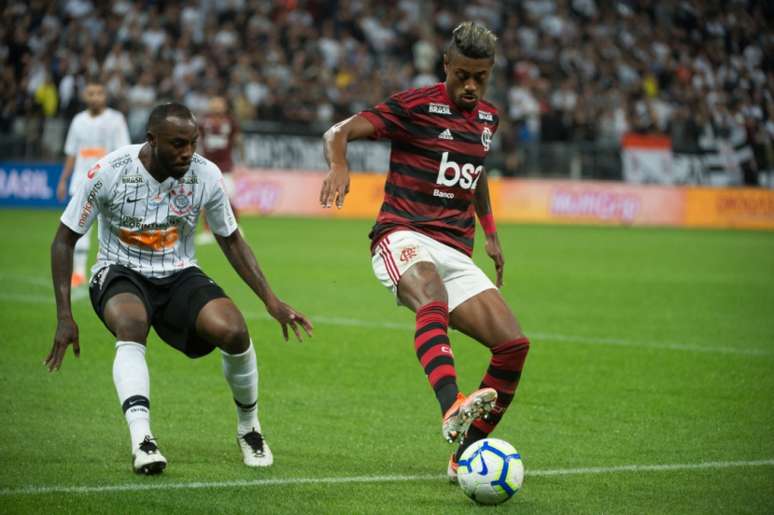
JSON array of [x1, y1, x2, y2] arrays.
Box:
[[47, 103, 312, 474]]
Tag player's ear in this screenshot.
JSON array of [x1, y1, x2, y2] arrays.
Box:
[[146, 131, 156, 147], [443, 52, 449, 75]]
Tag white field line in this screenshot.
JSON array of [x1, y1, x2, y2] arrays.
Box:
[[245, 313, 773, 357], [1, 459, 772, 497], [1, 276, 768, 357]]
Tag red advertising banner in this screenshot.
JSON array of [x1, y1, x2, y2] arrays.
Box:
[[233, 168, 774, 230]]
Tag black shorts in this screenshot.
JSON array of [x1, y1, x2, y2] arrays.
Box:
[[89, 265, 228, 358]]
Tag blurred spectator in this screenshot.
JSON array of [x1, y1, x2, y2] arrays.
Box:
[[0, 0, 771, 181]]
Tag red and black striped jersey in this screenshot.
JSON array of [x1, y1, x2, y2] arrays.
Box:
[[360, 83, 499, 257]]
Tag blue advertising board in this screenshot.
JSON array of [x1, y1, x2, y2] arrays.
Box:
[[0, 162, 66, 208]]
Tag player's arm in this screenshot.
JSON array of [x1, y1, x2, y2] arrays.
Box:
[[45, 223, 82, 371], [56, 155, 76, 201], [320, 114, 376, 208], [215, 230, 313, 342], [474, 170, 504, 287]]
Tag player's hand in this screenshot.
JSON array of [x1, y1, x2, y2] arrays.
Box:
[[484, 233, 505, 288], [56, 180, 68, 202], [45, 317, 80, 372], [266, 297, 313, 342], [320, 164, 350, 209]]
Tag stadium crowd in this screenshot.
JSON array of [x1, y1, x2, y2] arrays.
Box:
[[2, 0, 773, 179]]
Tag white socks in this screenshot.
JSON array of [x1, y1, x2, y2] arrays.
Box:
[[221, 341, 260, 435], [73, 226, 91, 277], [113, 341, 152, 451]]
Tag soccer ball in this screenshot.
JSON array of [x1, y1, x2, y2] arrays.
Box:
[[457, 438, 524, 505]]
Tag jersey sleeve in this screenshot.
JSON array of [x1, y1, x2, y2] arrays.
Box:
[[359, 92, 413, 141], [203, 169, 238, 237], [63, 117, 79, 157], [60, 159, 109, 234]]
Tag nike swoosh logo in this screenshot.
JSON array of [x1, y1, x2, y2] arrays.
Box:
[[126, 198, 141, 203], [477, 455, 489, 476]]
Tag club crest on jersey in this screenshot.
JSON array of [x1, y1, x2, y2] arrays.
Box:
[[478, 110, 494, 122], [169, 186, 193, 215], [428, 103, 451, 115], [481, 127, 492, 151]]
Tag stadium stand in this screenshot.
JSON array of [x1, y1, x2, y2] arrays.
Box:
[[1, 0, 772, 183]]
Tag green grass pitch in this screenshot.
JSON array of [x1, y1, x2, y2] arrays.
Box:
[[0, 210, 773, 514]]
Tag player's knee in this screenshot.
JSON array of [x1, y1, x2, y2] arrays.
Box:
[[213, 319, 250, 354], [399, 262, 447, 306], [112, 315, 149, 343], [492, 336, 530, 357]]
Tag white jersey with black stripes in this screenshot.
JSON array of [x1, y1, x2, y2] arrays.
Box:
[[60, 144, 238, 279]]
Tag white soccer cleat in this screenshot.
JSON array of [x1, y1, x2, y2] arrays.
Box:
[[132, 436, 167, 475], [441, 388, 497, 443], [237, 429, 273, 467]]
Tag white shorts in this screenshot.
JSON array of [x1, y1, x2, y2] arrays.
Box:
[[371, 230, 496, 312]]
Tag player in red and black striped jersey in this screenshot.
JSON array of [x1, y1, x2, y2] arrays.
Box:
[[320, 22, 530, 482]]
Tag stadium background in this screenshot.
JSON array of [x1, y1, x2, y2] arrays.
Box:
[[1, 1, 773, 513]]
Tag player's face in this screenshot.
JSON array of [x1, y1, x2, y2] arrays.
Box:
[[150, 117, 199, 179], [208, 97, 226, 116], [84, 84, 106, 113], [444, 51, 493, 111]]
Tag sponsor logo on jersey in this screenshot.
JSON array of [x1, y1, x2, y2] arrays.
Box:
[[435, 152, 483, 190], [399, 246, 418, 263], [433, 188, 455, 199], [429, 103, 451, 115], [111, 155, 132, 169], [438, 128, 454, 140], [121, 175, 143, 184], [119, 227, 179, 251], [86, 163, 101, 179], [481, 127, 492, 151], [478, 110, 494, 122], [180, 175, 198, 184], [78, 180, 103, 227]]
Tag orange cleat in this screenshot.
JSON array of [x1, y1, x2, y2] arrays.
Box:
[[441, 388, 497, 444], [70, 272, 86, 288], [447, 453, 459, 483]]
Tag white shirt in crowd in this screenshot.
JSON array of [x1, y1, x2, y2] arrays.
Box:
[[64, 108, 131, 195]]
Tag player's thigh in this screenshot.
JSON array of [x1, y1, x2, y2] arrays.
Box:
[[103, 291, 151, 342], [194, 297, 250, 353], [397, 262, 448, 311], [90, 266, 152, 343], [449, 289, 524, 348], [372, 231, 447, 311]]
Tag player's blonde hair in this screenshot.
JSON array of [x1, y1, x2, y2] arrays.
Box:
[[447, 21, 497, 60]]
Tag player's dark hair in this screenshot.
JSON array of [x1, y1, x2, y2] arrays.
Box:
[[147, 102, 194, 132], [447, 21, 497, 60]]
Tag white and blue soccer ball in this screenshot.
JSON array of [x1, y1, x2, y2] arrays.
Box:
[[457, 438, 524, 505]]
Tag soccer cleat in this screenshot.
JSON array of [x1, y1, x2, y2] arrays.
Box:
[[70, 272, 86, 288], [447, 453, 459, 483], [132, 436, 167, 475], [441, 388, 497, 443], [237, 428, 273, 467]]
